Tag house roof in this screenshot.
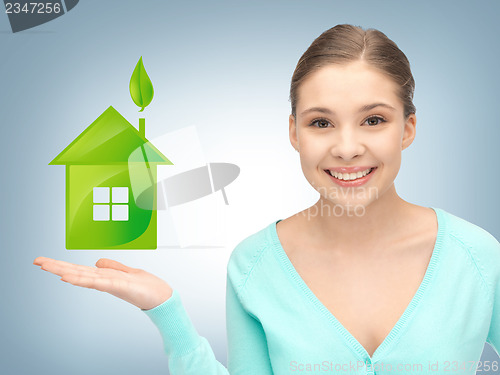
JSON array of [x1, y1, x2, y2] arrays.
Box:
[[49, 106, 172, 165]]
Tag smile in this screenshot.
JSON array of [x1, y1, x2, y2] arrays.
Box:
[[326, 167, 373, 180], [324, 167, 377, 186]]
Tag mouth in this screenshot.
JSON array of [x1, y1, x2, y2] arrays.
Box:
[[324, 167, 377, 186]]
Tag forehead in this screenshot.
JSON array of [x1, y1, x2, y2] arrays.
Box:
[[296, 61, 402, 114]]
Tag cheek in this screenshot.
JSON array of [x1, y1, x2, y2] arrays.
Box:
[[374, 129, 403, 161], [296, 138, 325, 184], [298, 136, 327, 165], [376, 135, 403, 178]]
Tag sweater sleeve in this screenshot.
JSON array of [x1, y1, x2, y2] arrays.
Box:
[[141, 274, 273, 374], [485, 233, 500, 357]]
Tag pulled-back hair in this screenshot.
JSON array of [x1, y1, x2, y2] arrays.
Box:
[[289, 24, 416, 119]]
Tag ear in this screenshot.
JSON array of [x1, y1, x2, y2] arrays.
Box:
[[401, 113, 416, 151], [289, 114, 299, 151]]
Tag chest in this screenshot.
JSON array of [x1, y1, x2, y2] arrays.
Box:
[[285, 241, 435, 358]]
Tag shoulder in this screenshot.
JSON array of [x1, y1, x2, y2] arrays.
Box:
[[440, 208, 500, 287], [226, 220, 277, 295], [442, 208, 500, 255]]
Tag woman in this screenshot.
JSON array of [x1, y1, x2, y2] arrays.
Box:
[[34, 24, 500, 374]]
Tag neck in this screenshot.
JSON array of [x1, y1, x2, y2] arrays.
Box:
[[300, 184, 414, 253]]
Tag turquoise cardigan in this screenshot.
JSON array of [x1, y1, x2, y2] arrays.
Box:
[[143, 207, 500, 374]]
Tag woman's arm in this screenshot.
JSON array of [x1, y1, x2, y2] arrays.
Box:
[[143, 275, 274, 374], [225, 274, 273, 374], [33, 256, 274, 374], [487, 284, 500, 357], [486, 245, 500, 357], [479, 232, 500, 357]]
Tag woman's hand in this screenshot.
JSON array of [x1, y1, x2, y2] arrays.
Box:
[[33, 257, 173, 311]]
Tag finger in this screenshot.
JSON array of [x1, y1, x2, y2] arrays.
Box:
[[33, 256, 54, 266], [95, 258, 137, 273], [61, 266, 130, 280], [39, 259, 98, 278], [36, 257, 84, 270]]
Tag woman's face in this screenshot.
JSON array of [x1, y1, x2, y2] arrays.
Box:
[[289, 60, 417, 211]]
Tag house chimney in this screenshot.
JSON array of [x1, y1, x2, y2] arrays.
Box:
[[139, 118, 145, 137]]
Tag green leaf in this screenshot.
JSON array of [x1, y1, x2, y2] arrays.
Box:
[[129, 57, 154, 112]]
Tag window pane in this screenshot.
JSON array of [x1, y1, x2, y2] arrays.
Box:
[[112, 187, 129, 203], [93, 187, 110, 203], [112, 205, 128, 221], [93, 205, 110, 221]]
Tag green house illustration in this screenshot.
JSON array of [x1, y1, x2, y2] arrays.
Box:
[[50, 106, 172, 249]]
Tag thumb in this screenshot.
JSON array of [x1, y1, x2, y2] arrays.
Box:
[[95, 258, 137, 273]]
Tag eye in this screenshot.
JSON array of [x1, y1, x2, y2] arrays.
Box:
[[364, 116, 386, 126], [308, 118, 331, 128]]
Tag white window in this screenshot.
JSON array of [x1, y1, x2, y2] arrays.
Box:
[[112, 187, 128, 203], [93, 187, 109, 204], [93, 205, 109, 221], [93, 187, 129, 222], [112, 205, 128, 221]]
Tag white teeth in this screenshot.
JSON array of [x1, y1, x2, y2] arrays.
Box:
[[330, 168, 373, 181]]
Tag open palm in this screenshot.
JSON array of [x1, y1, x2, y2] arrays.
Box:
[[33, 257, 173, 310]]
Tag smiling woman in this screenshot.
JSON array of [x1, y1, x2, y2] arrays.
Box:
[[33, 24, 500, 375], [289, 59, 415, 209]]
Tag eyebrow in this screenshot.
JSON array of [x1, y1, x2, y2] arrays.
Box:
[[299, 103, 396, 117]]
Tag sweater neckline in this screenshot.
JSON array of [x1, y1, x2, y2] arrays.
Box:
[[269, 206, 447, 363]]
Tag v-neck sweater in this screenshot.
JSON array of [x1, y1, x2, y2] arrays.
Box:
[[142, 207, 500, 374]]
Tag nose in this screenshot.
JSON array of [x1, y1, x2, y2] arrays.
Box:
[[329, 126, 365, 160]]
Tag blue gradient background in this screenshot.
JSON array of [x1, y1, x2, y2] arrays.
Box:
[[1, 1, 499, 374]]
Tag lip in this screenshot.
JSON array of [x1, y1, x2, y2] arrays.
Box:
[[326, 166, 375, 173], [325, 167, 377, 187]]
